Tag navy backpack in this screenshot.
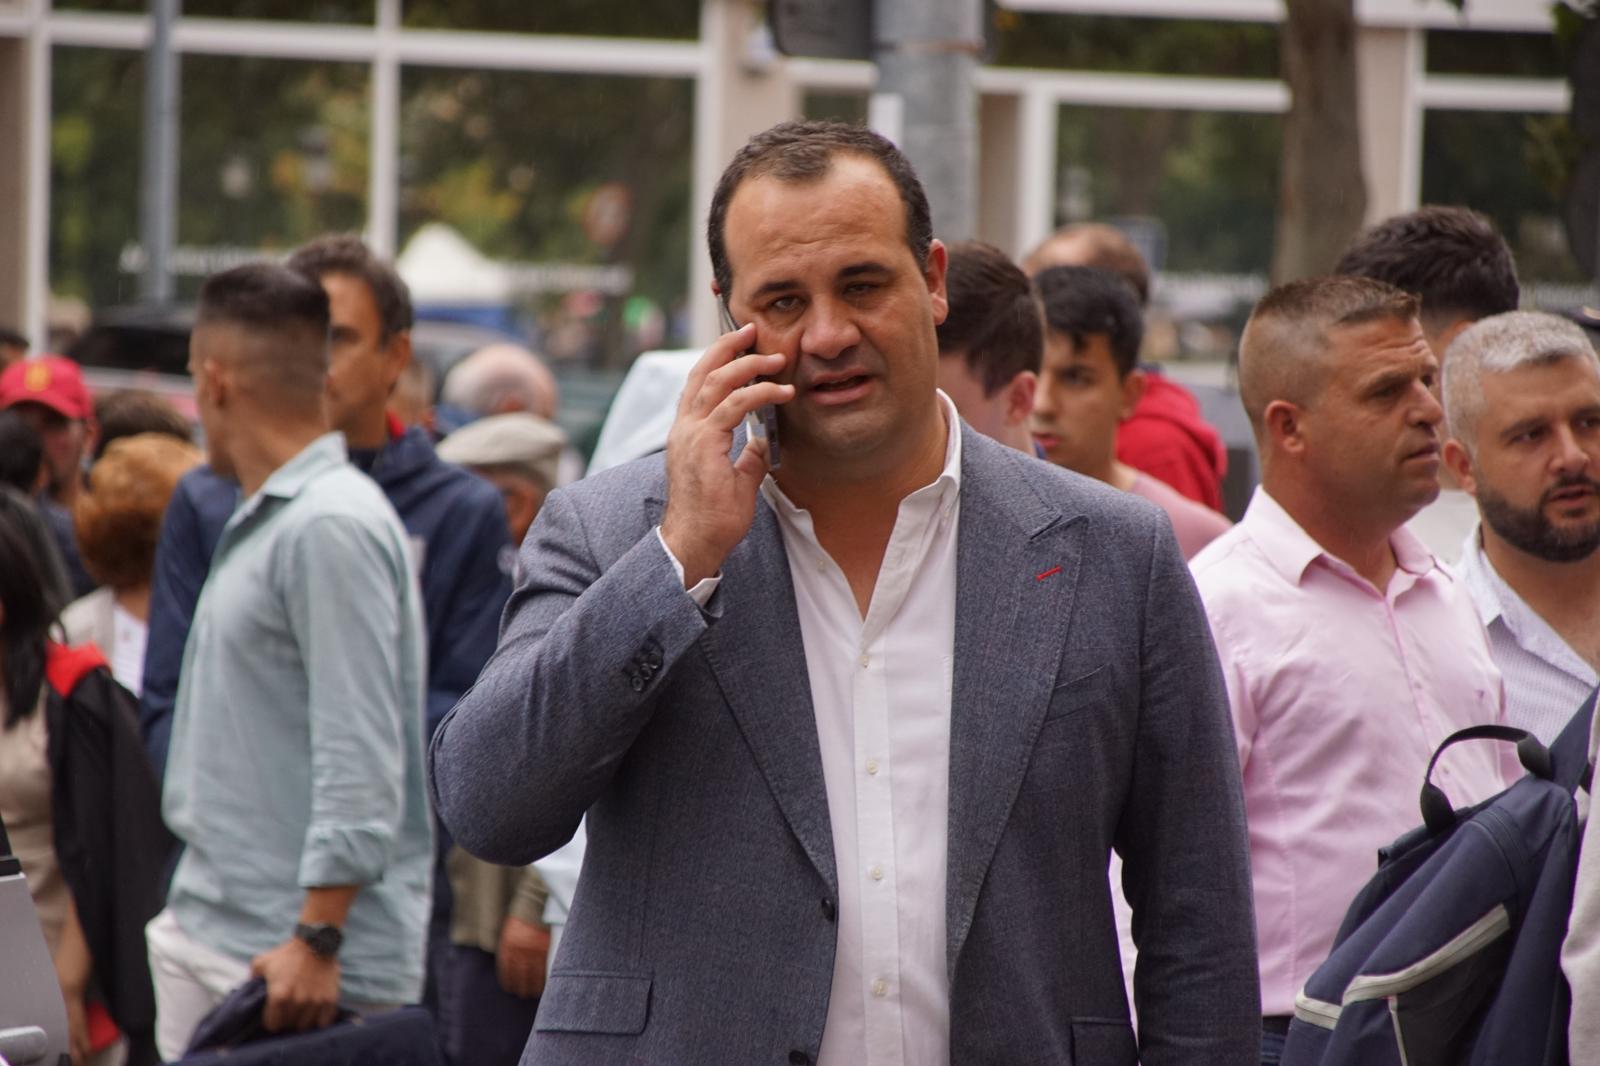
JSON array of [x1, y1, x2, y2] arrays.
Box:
[[1281, 690, 1597, 1066]]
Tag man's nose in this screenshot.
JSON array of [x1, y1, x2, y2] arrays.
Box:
[[1411, 382, 1444, 427], [1552, 423, 1592, 475], [799, 297, 861, 361]]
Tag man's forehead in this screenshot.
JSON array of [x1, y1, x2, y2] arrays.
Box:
[[723, 157, 907, 281], [1483, 355, 1600, 408]]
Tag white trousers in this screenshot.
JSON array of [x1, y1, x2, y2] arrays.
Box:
[[145, 908, 252, 1062]]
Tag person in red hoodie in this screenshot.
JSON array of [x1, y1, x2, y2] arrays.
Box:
[[1025, 222, 1229, 511]]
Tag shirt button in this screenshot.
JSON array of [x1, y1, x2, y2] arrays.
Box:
[[858, 654, 869, 668], [816, 559, 827, 573], [870, 865, 884, 881], [865, 759, 879, 776], [872, 979, 888, 998], [820, 898, 836, 922]]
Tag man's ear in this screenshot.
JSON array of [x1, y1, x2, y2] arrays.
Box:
[[924, 239, 949, 326], [1263, 399, 1306, 457], [1119, 368, 1146, 421], [1003, 370, 1037, 427], [1442, 438, 1477, 497], [383, 330, 413, 397]]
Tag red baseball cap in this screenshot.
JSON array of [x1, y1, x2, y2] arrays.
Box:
[[0, 355, 93, 421]]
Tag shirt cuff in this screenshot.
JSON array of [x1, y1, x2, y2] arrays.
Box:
[[654, 526, 720, 607]]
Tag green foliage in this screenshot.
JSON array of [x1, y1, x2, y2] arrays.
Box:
[[401, 0, 698, 38], [992, 12, 1278, 79]]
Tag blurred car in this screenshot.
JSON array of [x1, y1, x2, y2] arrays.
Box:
[[0, 816, 69, 1065]]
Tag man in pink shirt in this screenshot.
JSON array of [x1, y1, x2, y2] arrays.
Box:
[[1190, 276, 1512, 1065], [1030, 265, 1231, 559]]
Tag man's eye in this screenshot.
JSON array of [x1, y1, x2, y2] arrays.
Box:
[[768, 296, 800, 313]]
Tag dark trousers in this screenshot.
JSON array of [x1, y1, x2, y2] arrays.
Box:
[[434, 945, 540, 1066]]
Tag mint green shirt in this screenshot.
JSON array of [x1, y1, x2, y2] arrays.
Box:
[[163, 433, 433, 1004]]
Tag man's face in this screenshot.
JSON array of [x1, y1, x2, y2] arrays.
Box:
[[1293, 316, 1443, 526], [720, 155, 948, 468], [10, 401, 87, 498], [322, 272, 405, 436], [936, 353, 1008, 440], [1457, 358, 1600, 562], [187, 324, 236, 479], [1029, 330, 1139, 476]]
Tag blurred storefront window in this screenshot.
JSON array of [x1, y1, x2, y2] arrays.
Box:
[[398, 68, 693, 367], [401, 0, 699, 40]]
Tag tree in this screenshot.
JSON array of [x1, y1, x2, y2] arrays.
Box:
[[1270, 0, 1367, 284]]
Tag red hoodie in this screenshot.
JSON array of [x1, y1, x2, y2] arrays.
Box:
[[1116, 374, 1228, 512]]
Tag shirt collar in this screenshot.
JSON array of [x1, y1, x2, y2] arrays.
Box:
[[258, 432, 349, 501], [1459, 525, 1600, 685], [1242, 486, 1442, 587], [1455, 525, 1505, 627], [762, 390, 963, 516]]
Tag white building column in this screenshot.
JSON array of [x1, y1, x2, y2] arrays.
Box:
[[689, 0, 799, 348], [1355, 24, 1423, 225], [366, 0, 399, 258]]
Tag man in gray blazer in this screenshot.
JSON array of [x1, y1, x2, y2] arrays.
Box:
[[430, 120, 1257, 1066]]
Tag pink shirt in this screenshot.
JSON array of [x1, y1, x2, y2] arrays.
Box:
[[1190, 488, 1512, 1016], [1127, 472, 1232, 560]]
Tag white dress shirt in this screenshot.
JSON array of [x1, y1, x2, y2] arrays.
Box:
[[1456, 526, 1599, 744], [764, 396, 960, 1066], [660, 394, 962, 1064]]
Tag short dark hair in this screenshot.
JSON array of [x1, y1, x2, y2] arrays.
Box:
[[0, 326, 27, 350], [936, 241, 1043, 395], [93, 389, 192, 461], [196, 262, 332, 397], [1335, 206, 1519, 329], [287, 233, 415, 340], [1033, 266, 1145, 378], [0, 411, 42, 492], [707, 120, 932, 298]]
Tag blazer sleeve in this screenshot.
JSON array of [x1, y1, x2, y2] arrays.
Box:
[[428, 487, 713, 866], [1116, 518, 1261, 1065]]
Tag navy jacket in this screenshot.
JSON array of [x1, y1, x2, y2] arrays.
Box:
[[141, 427, 511, 777]]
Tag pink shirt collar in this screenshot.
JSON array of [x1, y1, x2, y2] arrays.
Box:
[[1243, 487, 1443, 590]]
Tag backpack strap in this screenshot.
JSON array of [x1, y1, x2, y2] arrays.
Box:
[[43, 642, 110, 699], [1419, 724, 1551, 835], [1550, 687, 1598, 794]]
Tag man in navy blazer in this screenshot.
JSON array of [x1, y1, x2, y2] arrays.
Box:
[[430, 121, 1258, 1065]]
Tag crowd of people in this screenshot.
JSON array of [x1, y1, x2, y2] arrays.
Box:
[[2, 117, 1599, 1066]]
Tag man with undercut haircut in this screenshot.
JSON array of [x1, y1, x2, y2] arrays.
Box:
[[933, 240, 1041, 454], [1031, 265, 1229, 560], [1336, 205, 1520, 562], [147, 263, 432, 1058], [1190, 275, 1512, 1066], [1439, 311, 1600, 743]]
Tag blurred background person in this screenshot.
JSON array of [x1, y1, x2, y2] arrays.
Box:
[[933, 240, 1041, 454], [0, 355, 98, 597], [1336, 205, 1521, 562], [437, 412, 566, 548], [0, 326, 28, 367], [0, 408, 48, 497], [0, 488, 172, 1066], [91, 390, 192, 463], [439, 342, 559, 422], [62, 434, 202, 698], [1025, 221, 1229, 511], [1032, 265, 1231, 559]]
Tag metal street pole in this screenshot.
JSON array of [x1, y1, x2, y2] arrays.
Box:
[[140, 0, 180, 303], [871, 0, 982, 242]]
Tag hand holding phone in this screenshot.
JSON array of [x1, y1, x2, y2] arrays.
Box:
[[718, 299, 782, 470]]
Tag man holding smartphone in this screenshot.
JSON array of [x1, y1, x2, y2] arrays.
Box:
[[430, 120, 1258, 1066]]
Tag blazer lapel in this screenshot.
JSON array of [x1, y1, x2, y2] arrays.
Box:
[[944, 432, 1086, 976], [677, 494, 839, 897]]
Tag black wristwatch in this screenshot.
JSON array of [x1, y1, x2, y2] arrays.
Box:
[[294, 922, 344, 959]]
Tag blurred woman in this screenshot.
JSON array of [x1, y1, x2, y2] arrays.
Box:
[[62, 433, 201, 695], [0, 488, 173, 1065]]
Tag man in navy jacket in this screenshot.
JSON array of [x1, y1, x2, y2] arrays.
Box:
[[141, 235, 510, 772]]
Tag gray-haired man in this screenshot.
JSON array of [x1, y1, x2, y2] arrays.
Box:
[[1440, 310, 1600, 743]]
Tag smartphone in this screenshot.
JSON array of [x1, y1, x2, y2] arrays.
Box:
[[718, 298, 782, 470]]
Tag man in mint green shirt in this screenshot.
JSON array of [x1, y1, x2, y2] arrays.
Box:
[[148, 262, 432, 1060]]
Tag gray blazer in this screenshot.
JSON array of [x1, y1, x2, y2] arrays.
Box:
[[430, 425, 1259, 1065]]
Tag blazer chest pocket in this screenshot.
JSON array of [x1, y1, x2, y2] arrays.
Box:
[[535, 971, 652, 1035], [1040, 664, 1112, 730]]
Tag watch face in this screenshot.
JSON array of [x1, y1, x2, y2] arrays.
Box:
[[298, 923, 343, 957]]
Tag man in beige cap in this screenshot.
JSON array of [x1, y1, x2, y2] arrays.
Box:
[[436, 412, 566, 560]]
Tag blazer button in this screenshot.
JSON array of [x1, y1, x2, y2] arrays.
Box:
[[820, 898, 836, 922], [630, 675, 645, 693], [646, 650, 663, 669], [789, 1052, 812, 1066]]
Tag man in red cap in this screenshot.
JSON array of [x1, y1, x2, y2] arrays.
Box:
[[0, 355, 98, 595]]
